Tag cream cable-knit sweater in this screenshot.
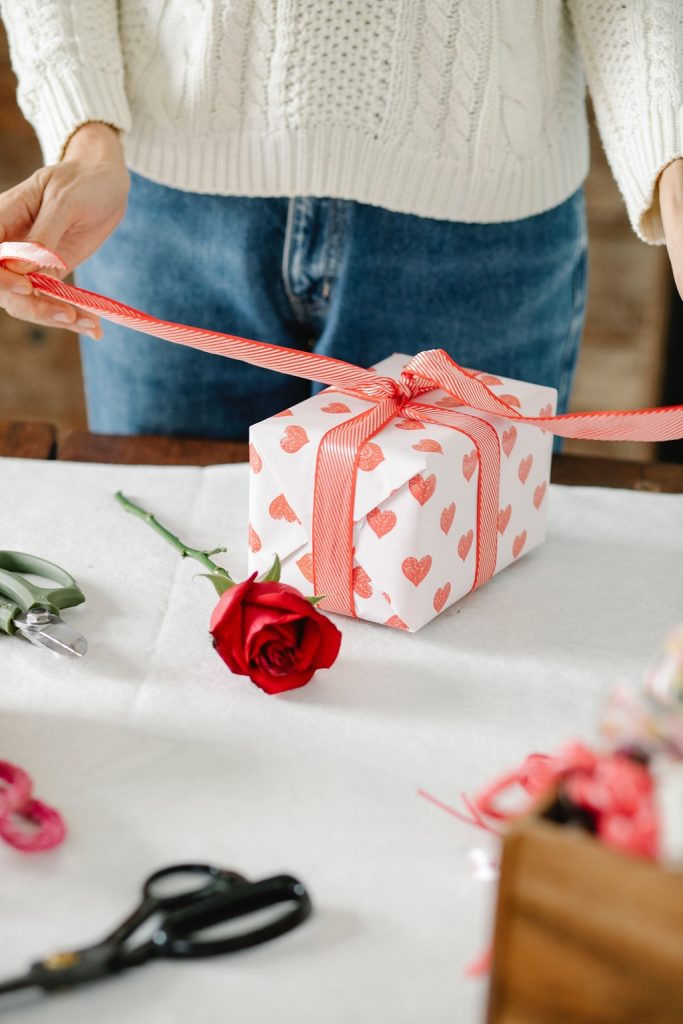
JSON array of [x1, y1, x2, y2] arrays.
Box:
[[2, 1, 682, 243]]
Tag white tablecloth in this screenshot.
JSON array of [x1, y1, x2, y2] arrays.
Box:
[[1, 456, 681, 1023]]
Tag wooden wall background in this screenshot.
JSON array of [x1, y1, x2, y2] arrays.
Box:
[[0, 22, 675, 459]]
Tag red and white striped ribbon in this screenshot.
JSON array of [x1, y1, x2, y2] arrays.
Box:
[[2, 241, 683, 619]]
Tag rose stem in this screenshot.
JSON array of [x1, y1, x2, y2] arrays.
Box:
[[115, 491, 233, 581]]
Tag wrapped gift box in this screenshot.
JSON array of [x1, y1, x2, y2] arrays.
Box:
[[248, 354, 556, 631], [487, 799, 683, 1024]]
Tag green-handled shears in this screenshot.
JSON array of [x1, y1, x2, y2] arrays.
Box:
[[0, 551, 87, 657]]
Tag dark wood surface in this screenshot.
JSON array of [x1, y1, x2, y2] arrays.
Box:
[[58, 429, 249, 466], [2, 421, 683, 492], [550, 452, 683, 493], [0, 420, 55, 459]]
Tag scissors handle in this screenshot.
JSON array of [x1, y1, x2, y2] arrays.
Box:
[[0, 552, 84, 633], [0, 867, 313, 999], [153, 874, 313, 960]]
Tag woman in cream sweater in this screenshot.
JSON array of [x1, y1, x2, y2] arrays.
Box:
[[0, 1, 681, 438]]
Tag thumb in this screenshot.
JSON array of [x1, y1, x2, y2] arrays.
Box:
[[0, 172, 71, 276], [0, 174, 40, 244], [24, 195, 74, 271]]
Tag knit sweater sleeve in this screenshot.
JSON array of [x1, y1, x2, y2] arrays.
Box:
[[0, 0, 131, 165], [568, 0, 683, 244]]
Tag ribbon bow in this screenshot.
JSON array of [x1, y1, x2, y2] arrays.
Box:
[[2, 242, 683, 618]]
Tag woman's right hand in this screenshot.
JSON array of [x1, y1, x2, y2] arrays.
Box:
[[0, 122, 130, 339]]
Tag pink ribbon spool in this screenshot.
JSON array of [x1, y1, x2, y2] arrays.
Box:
[[0, 759, 67, 853], [0, 797, 67, 852], [0, 760, 33, 816]]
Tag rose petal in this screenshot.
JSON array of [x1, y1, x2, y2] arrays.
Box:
[[210, 577, 341, 693], [248, 664, 317, 694], [244, 613, 298, 660], [246, 581, 319, 614], [292, 619, 323, 668], [209, 574, 258, 674], [255, 639, 297, 674]]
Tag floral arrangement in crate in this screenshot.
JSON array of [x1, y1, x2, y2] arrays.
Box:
[[423, 624, 683, 868]]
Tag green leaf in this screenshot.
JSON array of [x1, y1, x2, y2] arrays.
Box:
[[258, 553, 281, 583], [196, 573, 235, 597], [308, 595, 326, 606]]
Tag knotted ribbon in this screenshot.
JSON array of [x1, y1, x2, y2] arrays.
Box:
[[3, 241, 683, 617], [0, 759, 66, 852]]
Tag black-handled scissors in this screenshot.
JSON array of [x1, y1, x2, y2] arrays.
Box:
[[0, 863, 312, 1001]]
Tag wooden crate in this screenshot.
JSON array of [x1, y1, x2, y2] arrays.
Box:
[[487, 810, 683, 1024]]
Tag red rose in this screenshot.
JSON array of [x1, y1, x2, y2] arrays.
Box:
[[209, 573, 342, 694]]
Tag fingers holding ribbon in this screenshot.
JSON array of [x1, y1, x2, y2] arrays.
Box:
[[0, 760, 66, 853], [0, 238, 101, 339]]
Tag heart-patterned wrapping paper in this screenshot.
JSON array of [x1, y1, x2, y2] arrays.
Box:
[[248, 355, 556, 631]]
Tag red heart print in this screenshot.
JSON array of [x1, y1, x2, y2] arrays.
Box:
[[353, 565, 373, 599], [395, 419, 425, 430], [499, 393, 521, 408], [533, 481, 547, 509], [440, 503, 456, 535], [412, 439, 443, 454], [269, 493, 298, 523], [322, 402, 351, 413], [462, 450, 478, 481], [458, 530, 474, 561], [497, 505, 511, 535], [477, 373, 503, 386], [436, 396, 461, 409], [249, 443, 262, 474], [280, 425, 309, 454], [518, 454, 533, 484], [367, 506, 397, 538], [273, 408, 293, 417], [248, 523, 261, 553], [296, 552, 314, 582], [358, 442, 385, 471], [512, 530, 527, 558], [433, 583, 451, 612], [409, 473, 436, 505], [502, 427, 517, 457], [385, 614, 409, 630], [402, 555, 432, 587]]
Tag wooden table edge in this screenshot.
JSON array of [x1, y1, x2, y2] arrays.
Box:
[[2, 423, 683, 492], [0, 420, 56, 460], [58, 431, 683, 493], [550, 452, 683, 493], [57, 429, 250, 467]]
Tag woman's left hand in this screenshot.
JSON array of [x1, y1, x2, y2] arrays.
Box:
[[659, 158, 683, 301]]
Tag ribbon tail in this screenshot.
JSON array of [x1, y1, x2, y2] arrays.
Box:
[[403, 350, 683, 443], [28, 271, 386, 393], [0, 240, 394, 397], [523, 408, 683, 443], [7, 243, 681, 445]]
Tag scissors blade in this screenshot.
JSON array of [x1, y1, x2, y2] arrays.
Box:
[[13, 610, 88, 658], [0, 972, 35, 995]]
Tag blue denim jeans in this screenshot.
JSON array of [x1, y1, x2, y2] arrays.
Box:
[[78, 172, 587, 439]]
